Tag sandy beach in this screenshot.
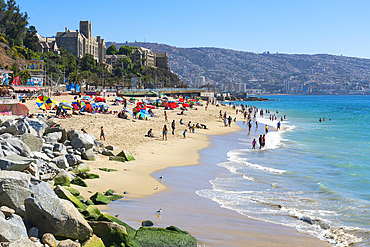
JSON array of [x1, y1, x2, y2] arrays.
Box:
[[24, 94, 330, 246]]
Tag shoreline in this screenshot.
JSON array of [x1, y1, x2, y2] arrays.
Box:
[[23, 96, 331, 246]]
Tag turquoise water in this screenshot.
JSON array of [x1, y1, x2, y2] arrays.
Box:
[[196, 95, 370, 246]]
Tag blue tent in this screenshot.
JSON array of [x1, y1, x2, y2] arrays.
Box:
[[66, 84, 81, 92]]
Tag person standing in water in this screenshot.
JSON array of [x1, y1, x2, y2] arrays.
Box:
[[265, 125, 269, 133], [252, 139, 256, 149]]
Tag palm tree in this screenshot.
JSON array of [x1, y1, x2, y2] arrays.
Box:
[[69, 70, 83, 92]]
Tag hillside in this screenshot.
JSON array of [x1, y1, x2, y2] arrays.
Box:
[[107, 42, 370, 92], [0, 43, 24, 70]]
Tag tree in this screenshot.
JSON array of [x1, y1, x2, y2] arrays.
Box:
[[69, 70, 83, 92], [0, 0, 29, 47], [23, 25, 37, 51], [106, 45, 118, 55], [120, 57, 132, 70], [80, 53, 96, 72], [118, 45, 132, 56]]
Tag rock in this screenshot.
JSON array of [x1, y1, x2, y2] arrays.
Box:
[[72, 164, 90, 174], [97, 213, 137, 240], [0, 119, 16, 128], [57, 239, 81, 247], [0, 184, 31, 216], [53, 170, 71, 187], [93, 140, 104, 148], [0, 211, 28, 242], [54, 185, 86, 210], [28, 227, 38, 238], [108, 195, 123, 201], [0, 154, 34, 171], [89, 192, 112, 205], [0, 205, 15, 217], [101, 149, 114, 156], [42, 233, 57, 247], [88, 221, 129, 247], [23, 162, 39, 178], [77, 173, 99, 180], [85, 200, 94, 205], [81, 234, 104, 247], [63, 186, 80, 196], [117, 150, 135, 161], [53, 143, 66, 153], [6, 237, 39, 246], [20, 134, 43, 153], [98, 168, 118, 172], [0, 133, 14, 140], [51, 155, 69, 169], [44, 127, 67, 143], [27, 119, 48, 137], [104, 189, 115, 196], [108, 156, 126, 163], [105, 145, 118, 151], [134, 226, 197, 247], [44, 132, 63, 143], [141, 220, 154, 227], [29, 180, 56, 197], [81, 149, 95, 161], [70, 177, 87, 187], [65, 154, 79, 167], [42, 143, 54, 152], [70, 132, 94, 150], [15, 119, 38, 136], [81, 205, 101, 221], [0, 170, 31, 188], [24, 193, 93, 242], [31, 152, 51, 162], [0, 138, 31, 157], [0, 126, 19, 136]]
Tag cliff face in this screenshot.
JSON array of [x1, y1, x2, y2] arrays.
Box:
[[0, 43, 25, 70]]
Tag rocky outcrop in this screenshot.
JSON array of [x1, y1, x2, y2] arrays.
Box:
[[24, 193, 93, 242], [88, 221, 130, 247], [0, 211, 28, 242]]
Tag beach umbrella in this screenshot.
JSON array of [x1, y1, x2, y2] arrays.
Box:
[[36, 95, 53, 110], [130, 97, 137, 100], [182, 103, 190, 107], [136, 111, 148, 120], [52, 100, 60, 106], [11, 103, 29, 116], [82, 96, 92, 101], [146, 105, 155, 109], [60, 101, 73, 110], [95, 97, 106, 102], [123, 107, 134, 116], [179, 97, 184, 103], [115, 97, 124, 101]]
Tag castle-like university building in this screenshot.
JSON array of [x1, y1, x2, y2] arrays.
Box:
[[37, 21, 106, 64]]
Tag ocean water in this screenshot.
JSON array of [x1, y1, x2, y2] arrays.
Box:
[[196, 95, 370, 246]]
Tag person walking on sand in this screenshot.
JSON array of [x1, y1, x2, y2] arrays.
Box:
[[162, 125, 168, 141], [171, 120, 175, 135], [164, 111, 168, 122], [100, 126, 105, 141], [252, 139, 256, 149], [228, 115, 232, 127], [183, 129, 187, 139], [265, 125, 269, 133]]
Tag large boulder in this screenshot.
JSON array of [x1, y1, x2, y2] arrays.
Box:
[[101, 149, 114, 156], [15, 119, 38, 136], [0, 171, 31, 188], [81, 205, 101, 221], [81, 149, 95, 161], [70, 132, 95, 150], [0, 184, 32, 216], [97, 213, 137, 240], [44, 127, 67, 143], [31, 151, 51, 162], [53, 170, 72, 187], [20, 133, 43, 152], [5, 237, 39, 246], [72, 163, 90, 174], [0, 211, 28, 242], [0, 154, 34, 171], [70, 177, 87, 187], [81, 234, 104, 247], [88, 221, 130, 247], [134, 226, 197, 247], [27, 118, 48, 137], [89, 192, 112, 205], [117, 150, 135, 161], [54, 185, 86, 210], [57, 239, 81, 247], [41, 233, 57, 247], [65, 153, 79, 167], [52, 155, 69, 169], [0, 138, 31, 157], [24, 193, 93, 241], [0, 126, 19, 136], [44, 132, 63, 143], [29, 179, 57, 197]]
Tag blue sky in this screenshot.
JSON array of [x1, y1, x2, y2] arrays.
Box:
[[16, 0, 370, 58]]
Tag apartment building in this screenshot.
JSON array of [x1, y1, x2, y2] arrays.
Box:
[[106, 54, 127, 66], [131, 48, 170, 70]]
